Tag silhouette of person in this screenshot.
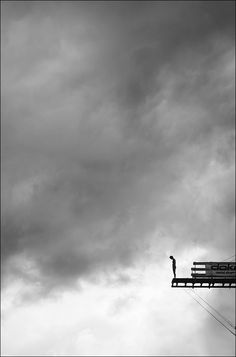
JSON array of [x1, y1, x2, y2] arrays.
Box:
[[169, 256, 176, 278]]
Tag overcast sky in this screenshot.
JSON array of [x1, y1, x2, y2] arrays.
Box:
[[1, 1, 235, 356]]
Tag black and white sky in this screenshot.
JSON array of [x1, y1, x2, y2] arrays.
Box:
[[1, 1, 235, 356]]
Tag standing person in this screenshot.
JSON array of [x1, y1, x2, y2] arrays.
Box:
[[169, 256, 176, 278]]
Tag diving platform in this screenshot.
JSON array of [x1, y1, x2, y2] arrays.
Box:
[[171, 277, 236, 288], [171, 261, 236, 288]]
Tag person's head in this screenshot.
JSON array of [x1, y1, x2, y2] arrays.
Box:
[[169, 256, 173, 260]]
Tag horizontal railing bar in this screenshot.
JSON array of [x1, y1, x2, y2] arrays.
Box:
[[191, 273, 236, 276], [193, 262, 236, 265], [189, 268, 235, 271], [191, 274, 236, 278], [172, 278, 236, 282]]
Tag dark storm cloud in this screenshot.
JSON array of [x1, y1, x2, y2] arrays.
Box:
[[2, 1, 235, 290]]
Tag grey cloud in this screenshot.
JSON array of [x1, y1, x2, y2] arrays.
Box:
[[2, 1, 235, 295]]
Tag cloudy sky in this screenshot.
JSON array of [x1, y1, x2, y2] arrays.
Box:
[[1, 1, 235, 356]]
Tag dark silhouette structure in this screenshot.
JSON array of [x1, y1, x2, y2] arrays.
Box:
[[171, 261, 236, 288], [169, 255, 176, 278]]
